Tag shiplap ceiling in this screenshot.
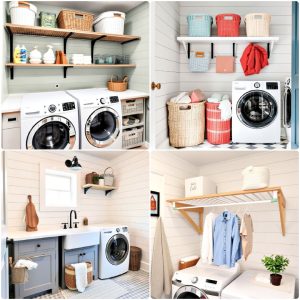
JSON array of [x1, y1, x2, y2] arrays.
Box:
[[173, 152, 251, 166], [41, 1, 143, 13]]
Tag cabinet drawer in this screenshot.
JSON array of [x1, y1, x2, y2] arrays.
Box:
[[2, 112, 20, 129], [18, 238, 56, 254]]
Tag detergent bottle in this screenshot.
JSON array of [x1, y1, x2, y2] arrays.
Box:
[[13, 44, 21, 63], [20, 45, 28, 64]]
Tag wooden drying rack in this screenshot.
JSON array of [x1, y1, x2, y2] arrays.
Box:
[[167, 187, 286, 236]]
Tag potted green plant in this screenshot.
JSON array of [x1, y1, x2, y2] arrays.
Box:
[[261, 255, 289, 286]]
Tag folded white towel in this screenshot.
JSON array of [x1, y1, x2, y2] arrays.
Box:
[[15, 259, 38, 270], [177, 94, 191, 103], [71, 262, 88, 293], [218, 99, 232, 120], [170, 92, 187, 103], [255, 273, 270, 284]]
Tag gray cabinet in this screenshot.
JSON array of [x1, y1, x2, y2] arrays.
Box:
[[13, 237, 58, 299], [61, 245, 98, 289]]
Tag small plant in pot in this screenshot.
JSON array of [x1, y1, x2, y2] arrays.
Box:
[[261, 255, 289, 286]]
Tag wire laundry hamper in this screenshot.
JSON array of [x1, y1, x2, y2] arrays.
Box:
[[189, 51, 210, 72]]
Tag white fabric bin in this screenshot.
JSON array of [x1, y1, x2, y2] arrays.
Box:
[[185, 176, 216, 197], [93, 11, 125, 35], [242, 166, 270, 190], [9, 1, 37, 26]]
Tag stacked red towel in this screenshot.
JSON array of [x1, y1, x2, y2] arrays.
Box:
[[240, 43, 269, 76]]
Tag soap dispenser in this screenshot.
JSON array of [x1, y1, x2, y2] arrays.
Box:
[[43, 45, 55, 64]]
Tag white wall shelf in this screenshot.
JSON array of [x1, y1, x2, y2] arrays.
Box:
[[177, 36, 280, 59], [167, 186, 286, 236], [82, 184, 117, 195]]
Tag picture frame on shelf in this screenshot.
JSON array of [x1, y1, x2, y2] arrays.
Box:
[[151, 191, 160, 217]]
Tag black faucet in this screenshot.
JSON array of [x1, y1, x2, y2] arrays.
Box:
[[69, 210, 77, 229]]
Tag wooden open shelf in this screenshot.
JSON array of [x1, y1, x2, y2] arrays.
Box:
[[6, 63, 136, 68], [82, 184, 117, 195], [167, 187, 286, 236], [5, 23, 140, 43]]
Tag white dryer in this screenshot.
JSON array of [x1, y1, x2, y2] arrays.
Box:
[[67, 88, 122, 149], [172, 263, 241, 299], [99, 225, 130, 279], [232, 81, 281, 144], [21, 91, 79, 149]]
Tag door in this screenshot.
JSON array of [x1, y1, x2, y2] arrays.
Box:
[[292, 1, 299, 148], [27, 116, 76, 149], [1, 152, 9, 299], [85, 108, 120, 148], [105, 234, 129, 265], [237, 91, 278, 128]]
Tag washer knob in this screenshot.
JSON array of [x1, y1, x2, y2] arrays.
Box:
[[48, 104, 56, 113], [254, 82, 260, 88], [191, 276, 198, 284], [116, 228, 120, 233], [100, 98, 106, 105]]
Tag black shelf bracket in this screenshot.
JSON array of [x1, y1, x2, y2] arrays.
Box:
[[91, 35, 106, 63], [64, 32, 73, 54], [121, 37, 140, 45], [211, 43, 214, 59], [64, 66, 73, 78], [233, 43, 236, 57], [187, 42, 191, 59], [267, 42, 270, 58], [83, 186, 113, 196], [7, 27, 14, 80]]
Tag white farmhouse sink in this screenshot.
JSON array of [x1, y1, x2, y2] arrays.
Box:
[[63, 227, 100, 250]]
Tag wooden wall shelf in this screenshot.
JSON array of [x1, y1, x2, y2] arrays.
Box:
[[5, 23, 140, 79], [82, 184, 117, 195], [167, 187, 286, 236]]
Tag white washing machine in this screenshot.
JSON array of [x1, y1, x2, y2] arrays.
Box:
[[99, 225, 130, 279], [172, 263, 241, 299], [67, 88, 122, 149], [21, 91, 79, 149], [232, 81, 281, 144]]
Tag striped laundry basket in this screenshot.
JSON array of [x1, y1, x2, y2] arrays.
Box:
[[206, 102, 231, 144]]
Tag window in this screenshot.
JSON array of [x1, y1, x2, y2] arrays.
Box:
[[40, 166, 78, 211]]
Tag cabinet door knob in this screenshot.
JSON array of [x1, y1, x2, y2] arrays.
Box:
[[151, 82, 161, 90], [83, 253, 86, 256], [37, 244, 40, 248]]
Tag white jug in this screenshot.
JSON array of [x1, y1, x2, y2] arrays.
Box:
[[43, 45, 55, 64]]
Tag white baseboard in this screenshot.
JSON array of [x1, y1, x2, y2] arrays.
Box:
[[140, 261, 149, 273]]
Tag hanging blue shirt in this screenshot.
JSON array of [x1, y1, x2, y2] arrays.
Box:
[[213, 211, 241, 268]]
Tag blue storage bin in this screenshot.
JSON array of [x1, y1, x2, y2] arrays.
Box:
[[189, 51, 210, 72], [187, 14, 213, 37]]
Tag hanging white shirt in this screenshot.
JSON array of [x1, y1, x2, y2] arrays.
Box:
[[201, 212, 217, 264]]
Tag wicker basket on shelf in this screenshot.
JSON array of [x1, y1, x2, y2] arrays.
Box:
[[57, 9, 94, 31], [65, 261, 93, 290], [107, 75, 128, 92]]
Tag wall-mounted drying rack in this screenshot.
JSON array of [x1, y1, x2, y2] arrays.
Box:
[[82, 184, 117, 195], [167, 186, 286, 236], [5, 23, 140, 79], [177, 36, 279, 60]]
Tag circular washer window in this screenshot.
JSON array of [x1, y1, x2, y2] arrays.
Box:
[[174, 286, 208, 299], [237, 90, 277, 128], [86, 108, 120, 148], [105, 234, 129, 266], [27, 116, 76, 149]]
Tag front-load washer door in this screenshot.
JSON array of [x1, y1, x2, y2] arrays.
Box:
[[174, 286, 208, 299], [237, 90, 278, 128], [27, 116, 76, 149], [86, 107, 120, 148], [105, 234, 129, 266]]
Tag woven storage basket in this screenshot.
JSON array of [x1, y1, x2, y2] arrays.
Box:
[[57, 10, 94, 31], [129, 246, 142, 271], [107, 75, 128, 92], [216, 14, 241, 37], [245, 13, 271, 37], [167, 101, 205, 147], [189, 51, 210, 72], [122, 127, 144, 148], [187, 14, 213, 37], [206, 102, 231, 145], [65, 262, 93, 290], [122, 98, 144, 115], [10, 264, 28, 284]]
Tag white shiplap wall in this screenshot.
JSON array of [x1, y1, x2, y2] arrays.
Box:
[[179, 1, 292, 95], [150, 152, 200, 271], [5, 150, 150, 272], [5, 2, 148, 94], [109, 151, 150, 272], [153, 2, 180, 147], [150, 151, 299, 282]]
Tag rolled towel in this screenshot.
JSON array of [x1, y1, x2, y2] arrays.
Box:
[[170, 92, 187, 103], [71, 262, 88, 293], [190, 89, 205, 103], [218, 99, 232, 120], [15, 259, 38, 270], [207, 93, 222, 103], [177, 94, 191, 103]]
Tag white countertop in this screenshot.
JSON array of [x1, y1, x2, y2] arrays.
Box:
[[8, 223, 127, 241], [1, 89, 149, 114]]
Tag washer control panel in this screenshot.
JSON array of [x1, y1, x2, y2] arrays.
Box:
[[110, 96, 119, 103], [266, 82, 279, 90], [254, 82, 260, 88], [62, 102, 76, 111], [116, 228, 120, 233], [48, 104, 56, 113], [122, 226, 128, 232]]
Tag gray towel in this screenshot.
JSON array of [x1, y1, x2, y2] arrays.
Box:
[[151, 217, 173, 299]]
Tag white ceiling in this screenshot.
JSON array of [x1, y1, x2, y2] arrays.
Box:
[[41, 1, 143, 14], [172, 151, 251, 166]]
